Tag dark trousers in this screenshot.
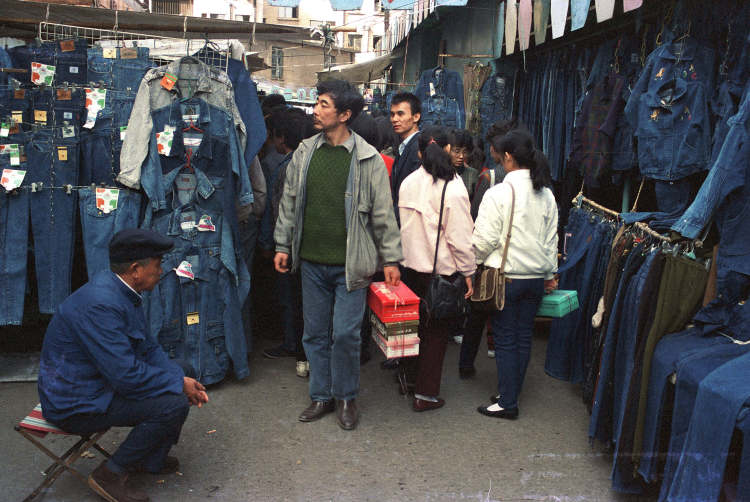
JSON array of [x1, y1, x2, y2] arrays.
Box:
[[57, 393, 190, 473], [458, 307, 491, 370], [492, 278, 544, 410], [403, 269, 451, 397]]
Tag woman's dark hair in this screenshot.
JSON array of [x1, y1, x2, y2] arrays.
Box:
[[417, 126, 454, 182], [469, 135, 485, 171], [448, 129, 474, 151], [273, 108, 315, 150], [350, 113, 380, 149], [493, 128, 552, 191]]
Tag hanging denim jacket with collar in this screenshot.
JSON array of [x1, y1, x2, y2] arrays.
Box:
[[626, 76, 711, 181], [414, 66, 466, 129], [135, 94, 252, 223], [117, 58, 249, 196]]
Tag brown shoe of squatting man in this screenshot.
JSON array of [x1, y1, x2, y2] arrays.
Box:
[[88, 460, 150, 502]]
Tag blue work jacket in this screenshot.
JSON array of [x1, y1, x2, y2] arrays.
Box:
[[38, 271, 184, 423]]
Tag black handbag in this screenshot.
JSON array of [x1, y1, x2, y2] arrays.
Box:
[[421, 181, 468, 322]]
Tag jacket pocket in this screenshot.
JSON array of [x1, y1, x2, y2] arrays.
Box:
[[158, 322, 183, 359], [203, 321, 229, 378]]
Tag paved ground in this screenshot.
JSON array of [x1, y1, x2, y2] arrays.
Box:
[[2, 330, 657, 502]]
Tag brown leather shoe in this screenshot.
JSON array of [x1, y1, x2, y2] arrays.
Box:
[[336, 399, 359, 430], [412, 397, 446, 412], [298, 400, 335, 422], [88, 460, 150, 502]]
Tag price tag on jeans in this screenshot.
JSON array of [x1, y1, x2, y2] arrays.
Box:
[[13, 89, 25, 99], [57, 88, 72, 100], [103, 48, 117, 59], [186, 312, 200, 325], [57, 147, 68, 161], [34, 110, 47, 123], [62, 125, 76, 138], [31, 62, 56, 86], [11, 111, 23, 124], [120, 126, 127, 141], [429, 82, 436, 96], [83, 88, 107, 129], [156, 129, 174, 156], [95, 187, 119, 214], [10, 152, 20, 166], [1, 168, 25, 190], [69, 66, 79, 74], [0, 123, 8, 137], [197, 214, 216, 232]]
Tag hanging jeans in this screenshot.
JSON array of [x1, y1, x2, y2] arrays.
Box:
[[664, 351, 750, 502], [78, 187, 142, 279], [0, 147, 30, 325], [26, 127, 80, 313]]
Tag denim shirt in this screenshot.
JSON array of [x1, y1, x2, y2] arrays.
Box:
[[414, 67, 466, 129], [135, 96, 252, 220], [672, 81, 750, 275], [479, 69, 516, 154], [626, 77, 711, 180], [118, 58, 247, 190]]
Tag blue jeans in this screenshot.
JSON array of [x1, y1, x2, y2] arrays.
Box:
[[492, 278, 544, 410], [300, 261, 367, 402], [56, 392, 189, 473], [0, 157, 30, 325], [78, 188, 142, 279], [26, 129, 80, 313], [87, 47, 153, 91]]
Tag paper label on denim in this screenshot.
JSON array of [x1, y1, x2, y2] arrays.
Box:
[[197, 214, 216, 232], [31, 62, 55, 86], [83, 88, 107, 129], [0, 123, 8, 137], [62, 126, 75, 138], [174, 260, 195, 280], [161, 72, 178, 92], [95, 187, 119, 214], [0, 144, 19, 155], [156, 129, 174, 156], [1, 169, 26, 190], [120, 126, 127, 141], [102, 48, 117, 59], [180, 211, 196, 231], [186, 312, 199, 325], [11, 111, 23, 124]]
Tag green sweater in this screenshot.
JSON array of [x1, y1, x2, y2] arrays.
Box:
[[299, 143, 353, 265]]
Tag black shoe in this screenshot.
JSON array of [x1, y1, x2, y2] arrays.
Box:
[[413, 397, 445, 412], [263, 345, 296, 359], [490, 394, 500, 404], [336, 399, 359, 430], [458, 367, 476, 379], [298, 400, 335, 422], [476, 404, 519, 420]]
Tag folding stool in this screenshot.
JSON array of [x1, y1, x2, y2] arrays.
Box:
[[15, 404, 110, 501]]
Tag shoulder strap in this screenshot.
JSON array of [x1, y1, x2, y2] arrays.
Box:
[[432, 180, 449, 275], [497, 183, 515, 274]]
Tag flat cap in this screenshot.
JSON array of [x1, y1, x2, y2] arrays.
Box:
[[109, 228, 174, 264]]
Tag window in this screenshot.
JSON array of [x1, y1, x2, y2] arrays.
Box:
[[235, 14, 252, 21], [271, 47, 284, 80], [347, 34, 362, 51], [209, 13, 226, 19], [373, 35, 382, 52], [277, 7, 298, 18]]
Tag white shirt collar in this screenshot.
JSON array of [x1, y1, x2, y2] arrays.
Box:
[[398, 130, 419, 156], [116, 273, 142, 299]]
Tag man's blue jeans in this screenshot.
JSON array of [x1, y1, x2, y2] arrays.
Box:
[[492, 277, 544, 410], [300, 261, 366, 402], [56, 393, 190, 473]]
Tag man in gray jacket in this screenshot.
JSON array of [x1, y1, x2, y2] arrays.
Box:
[[274, 80, 402, 430]]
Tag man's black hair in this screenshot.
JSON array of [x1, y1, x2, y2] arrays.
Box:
[[390, 92, 421, 116], [262, 94, 286, 116], [316, 79, 364, 125], [350, 113, 381, 150]]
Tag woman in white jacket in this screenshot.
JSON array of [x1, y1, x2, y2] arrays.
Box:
[[473, 128, 558, 419]]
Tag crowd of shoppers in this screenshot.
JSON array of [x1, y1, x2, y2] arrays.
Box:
[[253, 81, 559, 429]]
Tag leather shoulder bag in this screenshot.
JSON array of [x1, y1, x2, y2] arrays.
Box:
[[470, 182, 515, 312], [421, 180, 469, 322]]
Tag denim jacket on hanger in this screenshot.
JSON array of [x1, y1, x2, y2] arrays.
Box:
[[414, 66, 465, 129]]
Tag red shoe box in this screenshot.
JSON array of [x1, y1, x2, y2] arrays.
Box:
[[367, 281, 420, 323]]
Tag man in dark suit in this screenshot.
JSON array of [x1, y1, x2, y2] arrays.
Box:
[[389, 92, 422, 225]]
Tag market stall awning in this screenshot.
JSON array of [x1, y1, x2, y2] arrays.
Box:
[[317, 52, 395, 83], [0, 0, 311, 40]]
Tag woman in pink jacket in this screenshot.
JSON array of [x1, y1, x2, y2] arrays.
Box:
[[398, 126, 476, 412]]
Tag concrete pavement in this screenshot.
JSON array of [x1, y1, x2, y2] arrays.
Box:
[[1, 331, 655, 501]]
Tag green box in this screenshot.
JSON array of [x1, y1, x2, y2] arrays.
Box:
[[536, 290, 579, 318]]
